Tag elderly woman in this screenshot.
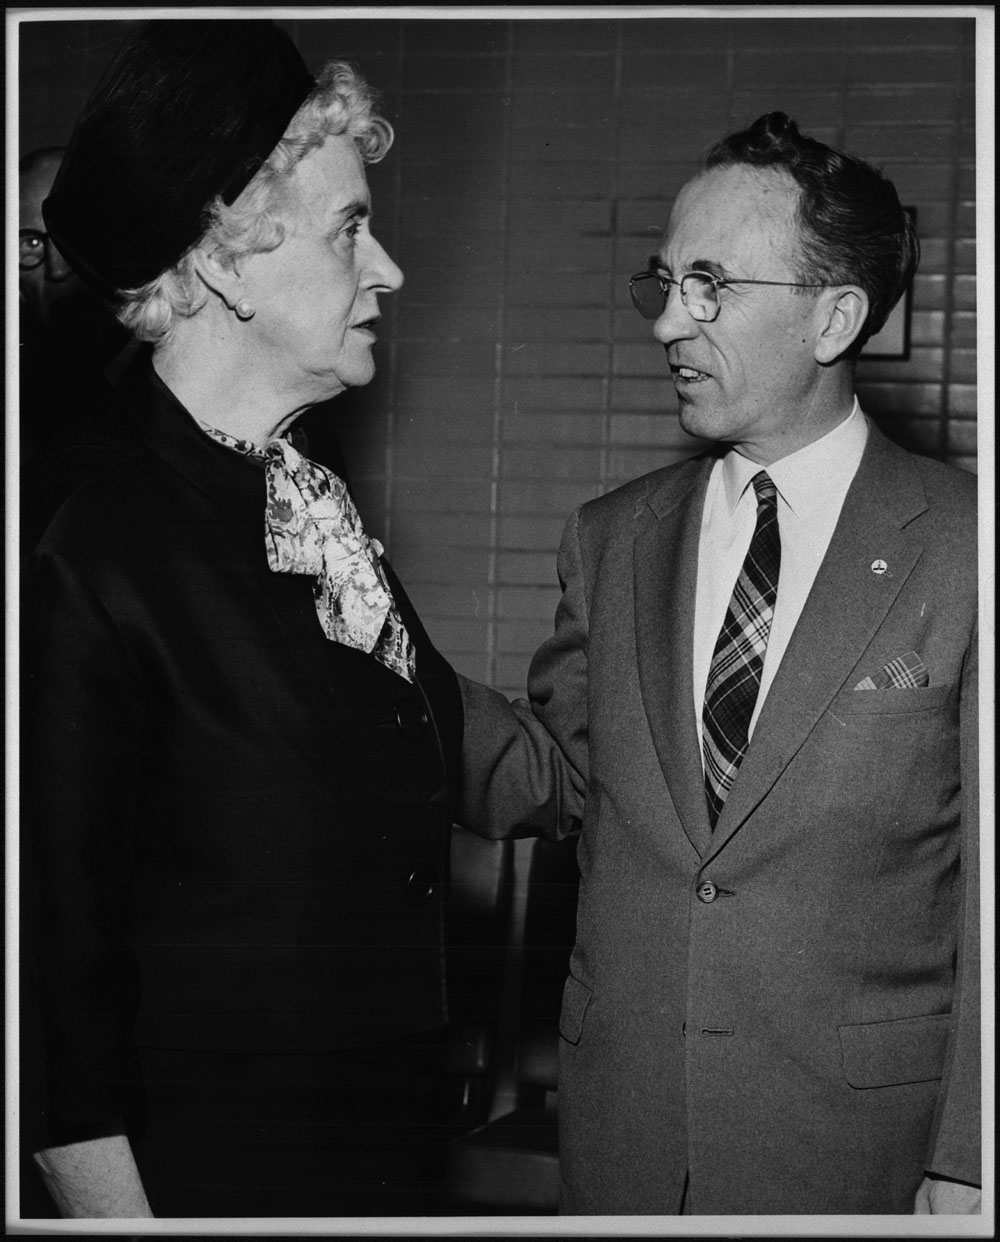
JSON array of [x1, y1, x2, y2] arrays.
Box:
[[21, 20, 463, 1218]]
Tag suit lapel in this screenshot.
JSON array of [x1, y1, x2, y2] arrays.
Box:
[[705, 424, 929, 857], [634, 455, 717, 857]]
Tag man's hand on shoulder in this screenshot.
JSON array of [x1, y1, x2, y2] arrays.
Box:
[[914, 1174, 981, 1214]]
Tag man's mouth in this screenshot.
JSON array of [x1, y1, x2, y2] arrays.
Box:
[[351, 316, 380, 333], [670, 363, 711, 383]]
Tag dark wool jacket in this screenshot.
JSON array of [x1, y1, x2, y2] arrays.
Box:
[[20, 347, 464, 1142]]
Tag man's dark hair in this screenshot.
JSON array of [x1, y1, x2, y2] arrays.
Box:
[[704, 112, 918, 347]]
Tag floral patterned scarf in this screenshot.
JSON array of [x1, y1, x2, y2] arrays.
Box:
[[201, 422, 416, 683]]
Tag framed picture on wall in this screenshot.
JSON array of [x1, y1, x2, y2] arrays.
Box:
[[862, 206, 916, 360]]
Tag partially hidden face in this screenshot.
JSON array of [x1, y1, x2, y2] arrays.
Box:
[[653, 164, 832, 462], [20, 153, 84, 322], [237, 132, 403, 405]]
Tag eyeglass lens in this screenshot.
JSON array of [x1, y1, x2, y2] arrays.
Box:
[[630, 272, 719, 321], [629, 274, 667, 320], [20, 230, 48, 271]]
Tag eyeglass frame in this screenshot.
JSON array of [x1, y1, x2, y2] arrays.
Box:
[[628, 269, 836, 323], [19, 228, 51, 272]]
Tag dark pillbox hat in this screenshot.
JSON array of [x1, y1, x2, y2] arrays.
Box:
[[42, 19, 314, 297]]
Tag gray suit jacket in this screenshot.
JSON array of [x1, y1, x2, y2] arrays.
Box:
[[460, 419, 980, 1214]]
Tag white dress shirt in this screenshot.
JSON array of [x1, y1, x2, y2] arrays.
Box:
[[693, 400, 869, 753]]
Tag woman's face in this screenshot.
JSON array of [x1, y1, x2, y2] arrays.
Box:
[[238, 132, 403, 406]]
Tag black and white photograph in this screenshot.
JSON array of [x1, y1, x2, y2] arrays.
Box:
[[7, 4, 993, 1235]]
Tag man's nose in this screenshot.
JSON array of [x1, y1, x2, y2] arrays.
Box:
[[45, 243, 74, 283], [652, 285, 696, 346]]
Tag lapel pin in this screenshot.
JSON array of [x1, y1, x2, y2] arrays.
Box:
[[871, 558, 888, 575]]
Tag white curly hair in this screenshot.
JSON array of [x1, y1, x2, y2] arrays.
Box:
[[115, 61, 392, 343]]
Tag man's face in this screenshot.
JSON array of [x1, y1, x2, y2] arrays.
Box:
[[653, 164, 832, 464], [237, 132, 403, 408], [19, 154, 83, 323]]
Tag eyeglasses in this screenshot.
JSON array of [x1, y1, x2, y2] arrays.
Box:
[[19, 228, 50, 272], [628, 270, 834, 323]]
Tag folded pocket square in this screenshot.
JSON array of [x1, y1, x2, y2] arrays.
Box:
[[855, 651, 929, 690]]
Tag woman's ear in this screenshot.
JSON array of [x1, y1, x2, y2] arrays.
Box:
[[814, 286, 869, 364], [189, 246, 245, 313]]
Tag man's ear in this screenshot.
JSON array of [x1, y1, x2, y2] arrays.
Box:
[[814, 286, 869, 364], [189, 246, 245, 312]]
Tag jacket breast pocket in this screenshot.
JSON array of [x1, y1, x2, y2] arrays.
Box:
[[831, 682, 954, 717], [839, 1012, 953, 1088], [558, 974, 593, 1046]]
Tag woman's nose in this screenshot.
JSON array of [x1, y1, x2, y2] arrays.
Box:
[[368, 235, 403, 293]]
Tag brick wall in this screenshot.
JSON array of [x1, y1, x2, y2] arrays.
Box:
[[18, 15, 978, 696]]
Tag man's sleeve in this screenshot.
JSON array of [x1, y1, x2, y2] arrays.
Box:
[[924, 618, 981, 1185], [458, 509, 589, 841]]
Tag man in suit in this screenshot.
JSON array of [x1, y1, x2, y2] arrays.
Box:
[[459, 112, 981, 1215]]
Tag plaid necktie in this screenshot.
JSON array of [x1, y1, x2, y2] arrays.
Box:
[[702, 471, 781, 827]]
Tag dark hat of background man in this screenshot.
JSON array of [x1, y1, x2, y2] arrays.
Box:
[[42, 19, 315, 298]]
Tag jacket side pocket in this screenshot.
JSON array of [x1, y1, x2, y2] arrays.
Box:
[[839, 1012, 953, 1088], [558, 974, 593, 1046]]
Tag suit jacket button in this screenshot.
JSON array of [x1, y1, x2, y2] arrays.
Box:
[[395, 697, 430, 743], [405, 864, 437, 905], [696, 880, 719, 903]]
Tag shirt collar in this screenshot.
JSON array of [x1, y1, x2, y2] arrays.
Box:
[[720, 398, 867, 517]]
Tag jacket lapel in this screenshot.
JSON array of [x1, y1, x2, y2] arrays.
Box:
[[705, 423, 929, 857], [634, 454, 717, 858]]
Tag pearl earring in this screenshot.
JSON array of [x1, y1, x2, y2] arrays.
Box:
[[235, 299, 255, 320]]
